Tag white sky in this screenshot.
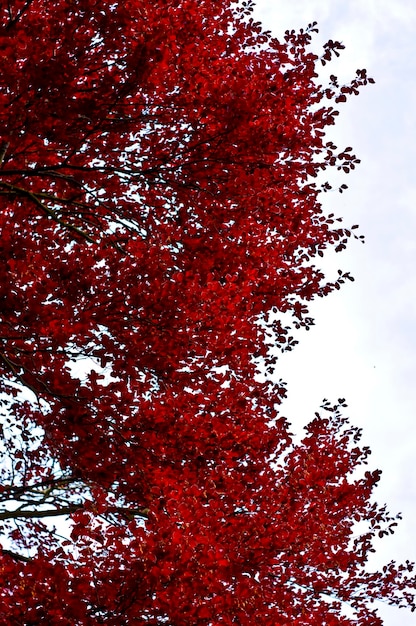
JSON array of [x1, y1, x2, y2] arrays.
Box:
[[253, 1, 416, 624]]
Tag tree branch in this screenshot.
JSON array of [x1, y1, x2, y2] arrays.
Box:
[[1, 549, 32, 563], [0, 182, 97, 243], [0, 505, 149, 521], [5, 0, 36, 29]]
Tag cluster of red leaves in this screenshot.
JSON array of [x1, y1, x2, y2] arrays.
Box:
[[0, 1, 414, 624]]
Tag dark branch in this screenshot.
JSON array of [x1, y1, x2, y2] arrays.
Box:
[[1, 549, 32, 563], [0, 505, 149, 521]]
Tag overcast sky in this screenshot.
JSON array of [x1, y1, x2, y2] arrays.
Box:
[[253, 1, 416, 623]]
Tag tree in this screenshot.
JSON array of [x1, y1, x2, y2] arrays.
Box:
[[0, 0, 414, 623]]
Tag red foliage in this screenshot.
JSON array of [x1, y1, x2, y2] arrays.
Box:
[[0, 1, 413, 624]]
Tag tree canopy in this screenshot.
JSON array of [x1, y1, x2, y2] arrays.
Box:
[[0, 1, 414, 623]]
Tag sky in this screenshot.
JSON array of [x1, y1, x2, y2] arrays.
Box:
[[253, 1, 416, 623]]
